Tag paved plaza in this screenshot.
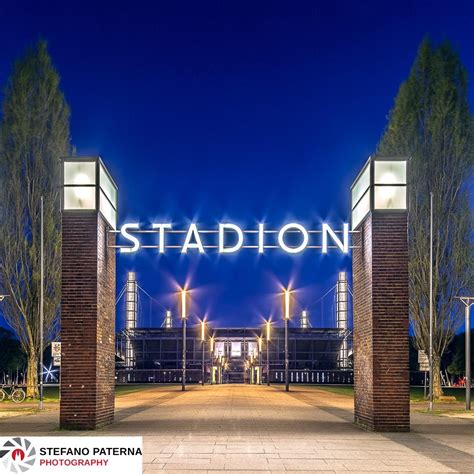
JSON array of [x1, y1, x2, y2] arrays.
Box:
[[0, 384, 473, 472]]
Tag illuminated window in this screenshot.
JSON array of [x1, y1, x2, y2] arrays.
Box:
[[215, 341, 225, 356], [351, 156, 407, 229], [63, 157, 118, 229], [231, 341, 241, 357]]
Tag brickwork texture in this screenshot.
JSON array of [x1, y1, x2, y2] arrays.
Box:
[[60, 211, 116, 430], [353, 212, 410, 432]]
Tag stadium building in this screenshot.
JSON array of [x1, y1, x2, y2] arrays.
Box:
[[115, 272, 353, 385]]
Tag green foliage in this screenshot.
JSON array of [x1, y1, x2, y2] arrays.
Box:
[[0, 40, 70, 395], [377, 39, 474, 396]]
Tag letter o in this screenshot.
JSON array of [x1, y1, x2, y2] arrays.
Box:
[[278, 223, 309, 253]]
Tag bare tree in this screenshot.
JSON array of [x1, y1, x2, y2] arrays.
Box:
[[0, 41, 70, 397]]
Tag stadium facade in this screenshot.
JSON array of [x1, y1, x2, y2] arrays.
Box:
[[115, 272, 353, 385]]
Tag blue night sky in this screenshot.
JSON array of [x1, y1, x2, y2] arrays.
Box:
[[1, 1, 473, 330]]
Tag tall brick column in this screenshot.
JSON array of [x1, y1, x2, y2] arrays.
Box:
[[60, 211, 116, 430], [353, 212, 410, 432]]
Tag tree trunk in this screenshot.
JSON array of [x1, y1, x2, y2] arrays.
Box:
[[433, 356, 444, 399], [26, 351, 38, 398]]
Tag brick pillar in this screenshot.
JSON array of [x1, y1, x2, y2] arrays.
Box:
[[60, 212, 116, 430], [353, 212, 410, 432]]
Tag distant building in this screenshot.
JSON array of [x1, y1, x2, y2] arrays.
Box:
[[116, 325, 352, 384]]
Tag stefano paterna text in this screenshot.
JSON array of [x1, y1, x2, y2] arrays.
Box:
[[39, 447, 143, 456]]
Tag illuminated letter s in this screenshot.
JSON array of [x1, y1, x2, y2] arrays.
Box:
[[120, 223, 140, 253]]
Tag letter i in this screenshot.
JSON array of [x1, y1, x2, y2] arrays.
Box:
[[258, 223, 265, 253]]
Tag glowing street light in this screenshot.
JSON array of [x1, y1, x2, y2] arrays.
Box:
[[180, 288, 187, 391], [284, 290, 291, 321], [200, 319, 206, 386], [181, 289, 187, 320], [283, 289, 292, 392], [265, 320, 271, 386]]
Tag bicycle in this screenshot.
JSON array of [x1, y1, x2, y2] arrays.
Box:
[[0, 384, 26, 403]]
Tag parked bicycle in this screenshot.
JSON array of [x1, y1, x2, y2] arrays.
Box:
[[0, 384, 26, 403]]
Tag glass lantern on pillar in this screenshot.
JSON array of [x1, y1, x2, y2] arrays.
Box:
[[351, 156, 407, 230], [62, 157, 118, 229]]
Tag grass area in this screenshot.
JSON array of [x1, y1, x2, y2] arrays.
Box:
[[410, 387, 466, 402], [309, 385, 467, 402], [1, 384, 157, 404], [308, 385, 355, 397]]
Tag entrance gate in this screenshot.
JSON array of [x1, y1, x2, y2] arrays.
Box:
[[59, 155, 409, 432]]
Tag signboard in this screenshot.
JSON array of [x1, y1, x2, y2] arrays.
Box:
[[52, 342, 61, 366], [51, 342, 62, 357], [418, 350, 429, 372], [116, 222, 351, 254]]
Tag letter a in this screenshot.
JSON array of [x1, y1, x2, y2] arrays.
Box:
[[182, 223, 205, 253]]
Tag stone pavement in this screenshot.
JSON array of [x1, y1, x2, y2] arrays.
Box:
[[0, 384, 473, 472]]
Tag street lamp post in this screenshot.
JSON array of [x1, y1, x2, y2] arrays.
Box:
[[466, 302, 471, 411], [257, 336, 262, 385], [223, 357, 227, 384], [201, 320, 206, 386], [266, 320, 271, 386], [284, 289, 291, 392], [39, 195, 44, 410], [249, 355, 254, 384], [429, 192, 434, 411], [210, 336, 214, 384], [181, 289, 187, 391], [218, 355, 223, 384], [456, 296, 473, 411]]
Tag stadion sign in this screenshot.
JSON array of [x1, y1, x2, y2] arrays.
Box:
[[117, 222, 351, 254], [62, 156, 408, 257]]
